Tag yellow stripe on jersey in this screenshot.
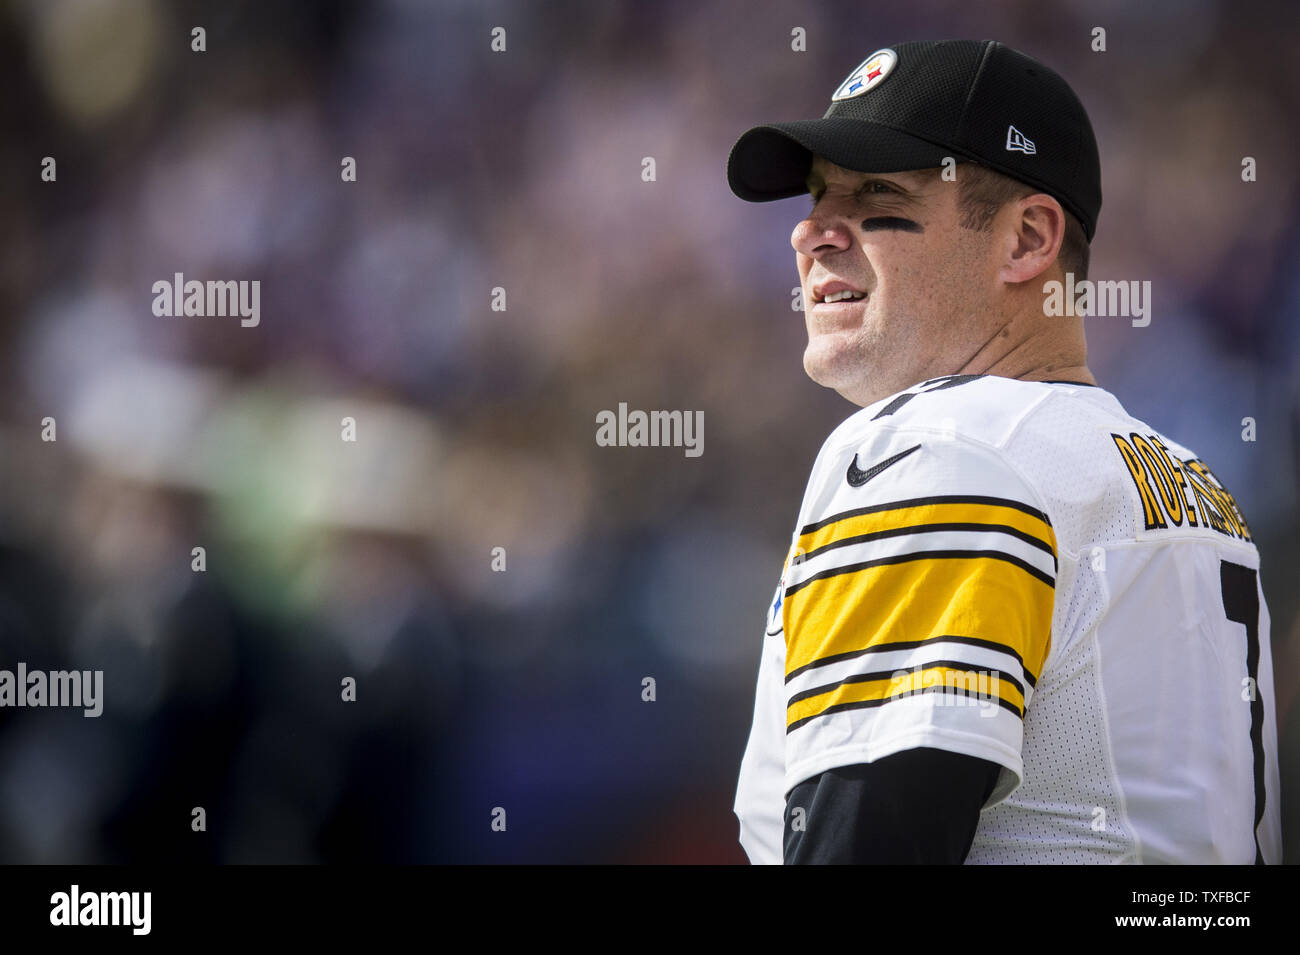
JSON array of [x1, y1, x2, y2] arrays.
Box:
[[787, 664, 1026, 730], [782, 548, 1054, 690], [796, 497, 1055, 560]]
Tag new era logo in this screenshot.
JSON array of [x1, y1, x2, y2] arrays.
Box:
[[1006, 125, 1036, 155]]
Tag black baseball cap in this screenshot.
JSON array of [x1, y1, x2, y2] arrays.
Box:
[[727, 39, 1102, 240]]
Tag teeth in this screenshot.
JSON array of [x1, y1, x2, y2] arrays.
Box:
[[823, 289, 866, 303]]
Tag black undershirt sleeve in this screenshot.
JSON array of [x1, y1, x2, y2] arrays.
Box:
[[783, 748, 1003, 864]]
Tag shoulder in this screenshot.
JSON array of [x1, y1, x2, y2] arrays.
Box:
[[792, 376, 1065, 568], [822, 374, 1063, 453], [801, 376, 1087, 518], [794, 375, 1167, 555]]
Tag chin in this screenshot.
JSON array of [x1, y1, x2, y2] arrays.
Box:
[[804, 343, 914, 408], [803, 338, 866, 391]]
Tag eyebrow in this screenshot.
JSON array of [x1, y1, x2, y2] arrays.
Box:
[[805, 171, 928, 200]]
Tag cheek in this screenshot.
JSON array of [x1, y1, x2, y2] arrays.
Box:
[[875, 239, 968, 304]]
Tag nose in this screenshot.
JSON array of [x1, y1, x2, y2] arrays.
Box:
[[791, 203, 854, 258]]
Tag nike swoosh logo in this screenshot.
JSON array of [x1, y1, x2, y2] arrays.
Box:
[[846, 443, 921, 487]]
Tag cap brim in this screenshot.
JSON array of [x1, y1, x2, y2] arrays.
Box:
[[727, 118, 956, 202]]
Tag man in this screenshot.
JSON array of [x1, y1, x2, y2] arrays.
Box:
[[727, 39, 1282, 864]]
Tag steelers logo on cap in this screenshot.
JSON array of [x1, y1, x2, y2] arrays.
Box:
[[831, 48, 897, 101]]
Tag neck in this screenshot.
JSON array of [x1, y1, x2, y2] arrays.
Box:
[[968, 354, 1097, 386], [953, 298, 1095, 386], [839, 303, 1098, 408]]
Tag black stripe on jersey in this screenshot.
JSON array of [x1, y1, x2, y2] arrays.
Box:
[[799, 521, 1056, 564], [786, 685, 1023, 733], [872, 392, 920, 419], [1041, 380, 1099, 387], [798, 494, 1052, 537], [870, 374, 985, 420], [784, 548, 1055, 598], [785, 633, 1037, 688], [787, 659, 1026, 707]]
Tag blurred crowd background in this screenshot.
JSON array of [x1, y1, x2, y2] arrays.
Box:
[[0, 0, 1296, 863]]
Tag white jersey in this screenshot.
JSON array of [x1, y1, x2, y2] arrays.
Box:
[[735, 374, 1281, 864]]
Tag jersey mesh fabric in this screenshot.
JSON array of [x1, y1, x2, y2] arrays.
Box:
[[968, 388, 1138, 862]]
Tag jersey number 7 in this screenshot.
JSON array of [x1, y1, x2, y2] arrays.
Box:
[[1220, 560, 1266, 865]]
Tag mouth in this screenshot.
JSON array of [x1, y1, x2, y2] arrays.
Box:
[[811, 281, 869, 307], [813, 292, 868, 307], [811, 290, 869, 315]]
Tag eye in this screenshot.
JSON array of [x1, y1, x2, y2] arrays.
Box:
[[807, 180, 897, 209]]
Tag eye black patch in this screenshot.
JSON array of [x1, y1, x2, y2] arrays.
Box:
[[860, 216, 923, 233]]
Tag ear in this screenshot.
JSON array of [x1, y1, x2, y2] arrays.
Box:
[[996, 193, 1065, 285]]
